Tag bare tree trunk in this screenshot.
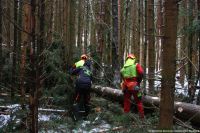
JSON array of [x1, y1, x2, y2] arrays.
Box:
[[156, 0, 163, 71], [84, 0, 89, 52], [136, 0, 140, 59], [132, 0, 137, 55], [139, 0, 144, 64], [18, 0, 22, 57], [188, 0, 195, 103], [12, 0, 18, 99], [77, 0, 83, 50], [46, 0, 54, 45], [0, 0, 2, 84], [90, 0, 97, 53], [65, 0, 75, 66], [132, 0, 140, 59], [143, 0, 148, 90], [118, 0, 123, 65], [159, 0, 178, 129], [147, 0, 155, 93], [197, 0, 200, 105], [38, 0, 45, 86], [112, 0, 120, 85], [20, 0, 30, 110], [5, 0, 11, 79], [29, 0, 37, 132], [5, 1, 11, 51], [97, 0, 105, 61], [64, 0, 70, 68], [179, 0, 187, 88], [104, 0, 111, 67]]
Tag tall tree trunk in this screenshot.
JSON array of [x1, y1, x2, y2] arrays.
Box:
[[5, 1, 11, 88], [84, 0, 89, 52], [5, 1, 11, 50], [97, 0, 105, 62], [38, 0, 45, 86], [156, 0, 163, 71], [118, 0, 123, 65], [179, 0, 187, 88], [188, 0, 195, 103], [0, 0, 2, 84], [132, 0, 137, 55], [12, 0, 18, 99], [139, 0, 144, 64], [112, 0, 120, 86], [90, 0, 97, 50], [143, 0, 148, 90], [77, 0, 83, 50], [46, 0, 54, 45], [159, 0, 178, 129], [68, 0, 75, 65], [132, 0, 140, 60], [18, 0, 22, 58], [20, 0, 30, 111], [147, 0, 155, 93], [63, 0, 70, 69], [29, 0, 37, 132], [197, 0, 200, 105]]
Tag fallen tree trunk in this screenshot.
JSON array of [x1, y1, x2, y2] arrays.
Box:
[[91, 85, 200, 126]]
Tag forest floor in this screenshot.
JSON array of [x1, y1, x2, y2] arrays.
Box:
[[0, 93, 195, 133], [38, 95, 154, 133]]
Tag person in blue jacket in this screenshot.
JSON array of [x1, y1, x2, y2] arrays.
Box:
[[70, 59, 92, 119]]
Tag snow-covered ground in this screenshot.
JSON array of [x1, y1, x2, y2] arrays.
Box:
[[0, 104, 113, 132], [0, 115, 10, 128]]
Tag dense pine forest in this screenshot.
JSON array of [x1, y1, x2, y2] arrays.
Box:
[[0, 0, 200, 132]]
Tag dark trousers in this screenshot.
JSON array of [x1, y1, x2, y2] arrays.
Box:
[[74, 85, 91, 115]]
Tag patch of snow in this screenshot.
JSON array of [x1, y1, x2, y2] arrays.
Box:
[[89, 122, 111, 133], [0, 115, 10, 128], [38, 108, 65, 112], [38, 113, 61, 122], [71, 120, 111, 133], [38, 114, 50, 121], [152, 97, 159, 100], [81, 120, 90, 128]]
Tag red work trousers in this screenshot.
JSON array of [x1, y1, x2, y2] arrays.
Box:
[[123, 89, 144, 119]]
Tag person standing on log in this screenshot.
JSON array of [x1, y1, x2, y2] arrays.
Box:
[[120, 54, 144, 119]]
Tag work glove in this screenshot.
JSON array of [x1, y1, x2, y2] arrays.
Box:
[[137, 91, 143, 100]]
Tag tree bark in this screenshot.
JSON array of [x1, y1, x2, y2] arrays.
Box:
[[91, 85, 200, 126], [20, 0, 30, 110], [0, 0, 2, 84], [111, 0, 120, 86], [29, 0, 37, 132], [188, 0, 195, 103], [77, 0, 83, 50], [155, 0, 163, 71], [143, 0, 148, 90], [197, 0, 200, 105], [84, 0, 89, 51], [147, 0, 155, 93], [12, 0, 18, 99], [159, 0, 178, 129]]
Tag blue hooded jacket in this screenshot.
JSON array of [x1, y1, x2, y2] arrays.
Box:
[[70, 60, 92, 89]]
